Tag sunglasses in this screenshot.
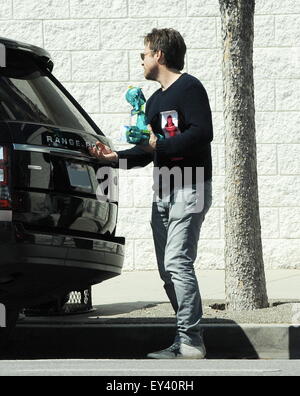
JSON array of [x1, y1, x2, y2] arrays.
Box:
[[140, 51, 153, 61]]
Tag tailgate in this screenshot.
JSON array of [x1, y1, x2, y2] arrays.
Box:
[[11, 139, 119, 237]]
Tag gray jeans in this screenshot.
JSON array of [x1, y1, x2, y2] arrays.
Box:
[[151, 180, 212, 346]]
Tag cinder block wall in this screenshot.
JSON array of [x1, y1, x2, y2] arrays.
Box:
[[0, 0, 299, 270]]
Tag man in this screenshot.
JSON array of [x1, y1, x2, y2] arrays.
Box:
[[89, 28, 213, 359]]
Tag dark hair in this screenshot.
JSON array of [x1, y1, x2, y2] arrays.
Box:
[[144, 28, 186, 71]]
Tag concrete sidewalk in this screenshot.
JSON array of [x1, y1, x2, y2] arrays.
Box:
[[3, 270, 300, 360], [89, 269, 300, 326], [92, 269, 300, 304]]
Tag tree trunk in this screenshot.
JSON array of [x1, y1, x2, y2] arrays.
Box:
[[219, 0, 269, 310]]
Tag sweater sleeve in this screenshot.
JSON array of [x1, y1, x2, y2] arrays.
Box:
[[116, 145, 153, 169], [155, 83, 213, 158]]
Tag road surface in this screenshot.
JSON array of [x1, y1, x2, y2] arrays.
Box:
[[0, 359, 299, 376]]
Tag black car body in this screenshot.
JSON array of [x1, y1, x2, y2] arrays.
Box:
[[0, 38, 125, 310]]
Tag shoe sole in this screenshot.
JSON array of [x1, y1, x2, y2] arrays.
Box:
[[147, 354, 206, 359]]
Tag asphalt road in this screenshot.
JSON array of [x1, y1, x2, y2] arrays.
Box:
[[0, 359, 299, 377]]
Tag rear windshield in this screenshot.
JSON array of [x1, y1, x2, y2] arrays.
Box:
[[0, 49, 97, 135]]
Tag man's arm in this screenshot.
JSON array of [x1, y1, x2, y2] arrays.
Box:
[[117, 145, 153, 169], [89, 142, 153, 169]]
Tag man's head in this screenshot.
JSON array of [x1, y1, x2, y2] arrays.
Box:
[[142, 28, 186, 81]]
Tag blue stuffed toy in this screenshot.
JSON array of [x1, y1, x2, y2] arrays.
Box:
[[123, 86, 164, 145]]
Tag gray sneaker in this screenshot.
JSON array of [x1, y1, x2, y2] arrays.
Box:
[[147, 343, 181, 359], [147, 342, 206, 359], [180, 342, 206, 359]]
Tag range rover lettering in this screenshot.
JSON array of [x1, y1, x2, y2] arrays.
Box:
[[0, 37, 125, 315]]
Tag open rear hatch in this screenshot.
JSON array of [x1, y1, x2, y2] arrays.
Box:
[[0, 39, 124, 308]]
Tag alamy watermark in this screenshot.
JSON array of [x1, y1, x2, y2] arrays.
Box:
[[0, 303, 6, 328], [0, 43, 6, 68], [96, 160, 206, 214]]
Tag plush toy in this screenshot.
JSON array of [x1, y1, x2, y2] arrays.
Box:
[[123, 86, 164, 145]]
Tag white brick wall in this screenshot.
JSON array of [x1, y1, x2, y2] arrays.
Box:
[[0, 0, 299, 270]]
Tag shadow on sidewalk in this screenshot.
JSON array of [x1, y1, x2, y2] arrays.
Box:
[[1, 301, 300, 359], [0, 302, 259, 360]]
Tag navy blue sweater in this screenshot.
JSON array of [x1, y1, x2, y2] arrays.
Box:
[[117, 73, 213, 186]]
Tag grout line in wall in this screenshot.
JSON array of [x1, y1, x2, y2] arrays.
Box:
[[277, 207, 281, 238], [98, 82, 101, 113], [215, 16, 219, 49], [133, 240, 136, 271], [70, 50, 73, 82], [274, 78, 277, 112], [219, 207, 223, 239], [127, 50, 130, 82], [6, 14, 300, 22], [274, 143, 300, 146], [255, 13, 300, 16], [43, 47, 299, 53], [42, 19, 45, 48], [4, 14, 300, 21], [275, 144, 279, 176], [18, 16, 225, 23]]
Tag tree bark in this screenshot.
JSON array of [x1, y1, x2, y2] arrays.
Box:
[[219, 0, 269, 310]]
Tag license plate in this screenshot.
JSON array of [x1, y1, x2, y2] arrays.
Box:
[[66, 162, 92, 192]]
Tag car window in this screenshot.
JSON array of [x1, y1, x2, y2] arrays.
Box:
[[0, 50, 97, 135]]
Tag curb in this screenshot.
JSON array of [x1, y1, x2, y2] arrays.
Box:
[[1, 321, 300, 359]]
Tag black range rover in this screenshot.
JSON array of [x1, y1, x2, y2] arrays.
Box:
[[0, 37, 125, 312]]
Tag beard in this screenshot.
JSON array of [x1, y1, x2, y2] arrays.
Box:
[[144, 66, 158, 82]]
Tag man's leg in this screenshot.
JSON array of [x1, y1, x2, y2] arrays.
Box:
[[164, 180, 212, 347], [147, 181, 213, 358], [151, 198, 178, 313]]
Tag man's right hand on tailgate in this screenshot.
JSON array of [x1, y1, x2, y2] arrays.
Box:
[[89, 142, 118, 162]]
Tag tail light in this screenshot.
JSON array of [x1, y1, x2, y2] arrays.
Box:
[[0, 146, 11, 209]]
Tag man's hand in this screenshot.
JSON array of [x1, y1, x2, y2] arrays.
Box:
[[140, 125, 158, 152], [88, 142, 118, 162]]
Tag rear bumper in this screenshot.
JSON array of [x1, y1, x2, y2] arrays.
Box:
[[0, 223, 125, 308]]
